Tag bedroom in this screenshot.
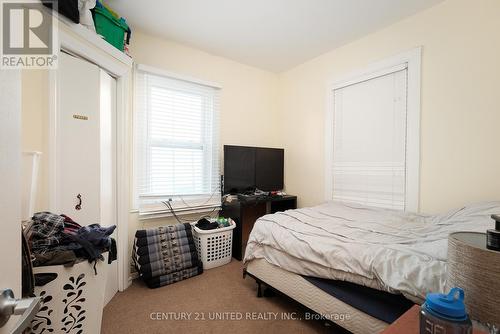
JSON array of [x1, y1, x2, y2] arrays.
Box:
[[0, 0, 499, 333]]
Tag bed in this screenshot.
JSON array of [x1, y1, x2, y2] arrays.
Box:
[[243, 201, 499, 333]]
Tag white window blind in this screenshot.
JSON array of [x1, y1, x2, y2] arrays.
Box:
[[331, 65, 408, 210], [134, 66, 221, 219]]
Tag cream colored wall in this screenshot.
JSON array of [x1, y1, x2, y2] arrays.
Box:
[[130, 31, 281, 148], [21, 70, 49, 212], [279, 0, 500, 213], [127, 31, 281, 264]]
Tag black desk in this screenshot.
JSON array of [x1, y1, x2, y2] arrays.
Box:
[[220, 195, 297, 260]]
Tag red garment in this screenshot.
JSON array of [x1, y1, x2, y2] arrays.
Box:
[[61, 214, 81, 234]]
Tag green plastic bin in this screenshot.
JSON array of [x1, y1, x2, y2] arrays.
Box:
[[93, 6, 128, 51]]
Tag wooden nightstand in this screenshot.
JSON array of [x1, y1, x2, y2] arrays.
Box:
[[381, 305, 487, 334]]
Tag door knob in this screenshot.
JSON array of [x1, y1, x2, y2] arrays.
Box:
[[0, 289, 41, 333]]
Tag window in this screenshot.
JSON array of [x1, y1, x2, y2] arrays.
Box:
[[134, 65, 221, 218], [325, 48, 421, 211]]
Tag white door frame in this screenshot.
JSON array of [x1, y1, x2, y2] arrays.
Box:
[[325, 47, 421, 212], [48, 24, 132, 291]]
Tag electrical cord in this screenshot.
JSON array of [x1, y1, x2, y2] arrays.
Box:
[[162, 200, 219, 224], [178, 188, 220, 208], [162, 200, 189, 224]]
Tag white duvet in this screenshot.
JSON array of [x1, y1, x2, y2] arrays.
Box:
[[244, 201, 499, 301]]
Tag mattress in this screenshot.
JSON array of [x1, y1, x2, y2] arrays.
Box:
[[246, 258, 388, 334], [244, 201, 499, 300]]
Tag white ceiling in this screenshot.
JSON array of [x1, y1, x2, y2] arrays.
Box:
[[108, 0, 442, 72]]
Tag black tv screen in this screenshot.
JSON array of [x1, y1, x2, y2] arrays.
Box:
[[223, 145, 284, 194], [255, 148, 284, 191], [223, 146, 256, 194]]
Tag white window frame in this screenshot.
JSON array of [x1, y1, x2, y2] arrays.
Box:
[[133, 64, 222, 219], [144, 79, 209, 196], [324, 47, 421, 212]]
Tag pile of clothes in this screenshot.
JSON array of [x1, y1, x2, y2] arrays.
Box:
[[24, 212, 117, 272], [133, 223, 203, 289]]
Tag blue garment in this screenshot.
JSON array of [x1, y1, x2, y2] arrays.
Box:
[[69, 224, 116, 262]]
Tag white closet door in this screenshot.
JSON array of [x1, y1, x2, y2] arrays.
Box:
[[100, 70, 118, 306], [57, 52, 101, 223], [57, 53, 119, 306], [332, 67, 408, 209]]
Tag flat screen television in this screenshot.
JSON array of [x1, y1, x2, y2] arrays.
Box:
[[223, 145, 284, 194]]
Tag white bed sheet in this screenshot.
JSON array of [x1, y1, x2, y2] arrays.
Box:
[[244, 201, 499, 300]]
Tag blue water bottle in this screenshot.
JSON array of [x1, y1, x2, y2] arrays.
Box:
[[420, 287, 472, 334]]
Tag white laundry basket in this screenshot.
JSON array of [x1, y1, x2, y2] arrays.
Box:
[[192, 220, 236, 270], [29, 255, 109, 334]]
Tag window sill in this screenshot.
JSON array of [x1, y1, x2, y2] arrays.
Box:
[[137, 206, 220, 221]]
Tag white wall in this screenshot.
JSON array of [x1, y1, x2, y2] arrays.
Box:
[[278, 0, 500, 213]]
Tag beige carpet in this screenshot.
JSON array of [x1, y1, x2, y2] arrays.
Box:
[[102, 260, 346, 334]]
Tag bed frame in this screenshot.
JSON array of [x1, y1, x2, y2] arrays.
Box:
[[244, 259, 389, 334]]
